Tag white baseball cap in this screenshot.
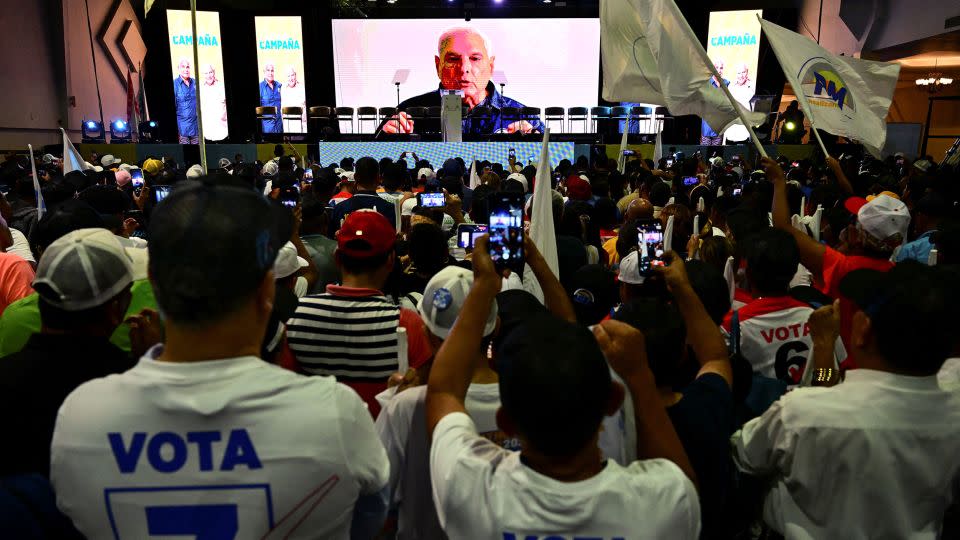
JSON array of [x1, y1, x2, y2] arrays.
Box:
[[858, 194, 910, 243], [262, 160, 279, 177], [32, 228, 134, 311], [507, 172, 528, 192], [618, 251, 645, 285], [186, 164, 204, 179], [273, 241, 308, 280], [401, 197, 418, 216], [418, 266, 498, 339], [100, 154, 122, 167], [418, 168, 436, 180]]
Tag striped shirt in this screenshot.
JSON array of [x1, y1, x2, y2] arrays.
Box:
[[287, 285, 433, 416]]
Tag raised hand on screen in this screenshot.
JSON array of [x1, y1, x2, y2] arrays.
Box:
[[505, 120, 536, 134], [382, 111, 415, 134]]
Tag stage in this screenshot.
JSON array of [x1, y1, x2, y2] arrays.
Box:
[[74, 142, 818, 169]]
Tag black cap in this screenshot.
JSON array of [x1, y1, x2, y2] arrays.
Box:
[[569, 264, 618, 326], [838, 262, 927, 318], [148, 180, 292, 318]]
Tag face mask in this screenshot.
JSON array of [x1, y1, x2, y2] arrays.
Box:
[[294, 276, 308, 298]]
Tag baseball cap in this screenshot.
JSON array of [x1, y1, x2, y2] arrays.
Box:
[[218, 157, 232, 170], [618, 250, 645, 285], [570, 264, 618, 326], [115, 169, 132, 187], [566, 175, 591, 201], [32, 228, 134, 311], [914, 159, 933, 173], [148, 181, 293, 315], [143, 158, 163, 176], [336, 210, 396, 258], [101, 154, 121, 167], [401, 196, 418, 216], [186, 164, 204, 179], [418, 265, 498, 339], [418, 168, 436, 181], [85, 161, 104, 173], [506, 172, 528, 192], [274, 241, 308, 279], [839, 263, 928, 317], [857, 194, 910, 243], [42, 154, 56, 165], [262, 161, 279, 177], [440, 159, 462, 179], [866, 191, 899, 202]]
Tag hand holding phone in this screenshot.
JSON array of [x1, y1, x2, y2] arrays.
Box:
[[488, 193, 524, 274], [279, 185, 300, 208], [130, 169, 144, 188], [637, 220, 665, 276], [417, 192, 445, 208]]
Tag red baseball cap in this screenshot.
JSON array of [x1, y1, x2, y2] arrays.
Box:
[[337, 210, 396, 257], [567, 175, 592, 201], [843, 196, 868, 216]]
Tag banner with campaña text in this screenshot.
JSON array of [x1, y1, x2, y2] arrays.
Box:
[[166, 9, 229, 142], [255, 16, 307, 134], [706, 10, 762, 111], [760, 18, 900, 157]]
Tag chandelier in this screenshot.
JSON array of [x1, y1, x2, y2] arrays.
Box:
[[916, 73, 954, 93]]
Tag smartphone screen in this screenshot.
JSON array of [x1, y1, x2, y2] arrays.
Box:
[[508, 148, 516, 159], [418, 192, 445, 208], [623, 149, 636, 156], [303, 168, 313, 182], [153, 185, 172, 204], [683, 176, 698, 186], [489, 193, 524, 273], [665, 158, 674, 167], [280, 186, 300, 208], [732, 187, 743, 197], [456, 224, 489, 248], [130, 169, 144, 188], [791, 161, 800, 168], [637, 221, 665, 276]]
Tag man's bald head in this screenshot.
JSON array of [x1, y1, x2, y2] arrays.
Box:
[[435, 27, 496, 108], [437, 27, 493, 57], [626, 198, 654, 222]]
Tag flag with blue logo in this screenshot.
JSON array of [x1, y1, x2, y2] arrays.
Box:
[[759, 18, 900, 158]]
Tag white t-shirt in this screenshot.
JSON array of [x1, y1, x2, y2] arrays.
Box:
[[199, 81, 228, 141], [281, 83, 307, 133], [376, 383, 516, 539], [430, 412, 701, 539], [51, 350, 389, 540]]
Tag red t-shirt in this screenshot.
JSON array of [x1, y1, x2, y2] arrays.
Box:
[[818, 246, 894, 369]]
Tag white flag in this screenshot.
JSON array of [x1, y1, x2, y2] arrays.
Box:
[[61, 128, 88, 174], [601, 0, 766, 134], [469, 159, 481, 190], [27, 145, 46, 220], [530, 129, 559, 278], [760, 18, 900, 158], [654, 130, 664, 163]]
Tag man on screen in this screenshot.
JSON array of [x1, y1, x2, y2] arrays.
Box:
[[281, 67, 307, 133], [259, 63, 283, 134], [701, 58, 728, 146], [730, 63, 754, 108], [378, 27, 544, 136], [200, 64, 229, 141], [173, 59, 199, 144]]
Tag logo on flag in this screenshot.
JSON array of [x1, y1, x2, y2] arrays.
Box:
[[798, 59, 854, 116]]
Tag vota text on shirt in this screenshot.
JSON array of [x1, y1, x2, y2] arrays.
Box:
[[109, 429, 263, 474]]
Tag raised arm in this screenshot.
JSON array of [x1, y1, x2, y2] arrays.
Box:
[[425, 236, 501, 439], [593, 320, 698, 491], [763, 157, 825, 277], [825, 156, 854, 196], [655, 252, 732, 387], [524, 234, 576, 324]]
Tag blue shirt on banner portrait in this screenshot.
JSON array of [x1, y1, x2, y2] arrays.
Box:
[[173, 76, 198, 137], [259, 78, 283, 134]]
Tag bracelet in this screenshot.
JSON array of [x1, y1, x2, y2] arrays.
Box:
[[812, 367, 839, 386]]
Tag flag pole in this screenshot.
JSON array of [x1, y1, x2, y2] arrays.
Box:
[[673, 10, 768, 158], [808, 122, 831, 158], [190, 0, 207, 173]]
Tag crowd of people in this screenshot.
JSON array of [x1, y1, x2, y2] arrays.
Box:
[[0, 140, 958, 539]]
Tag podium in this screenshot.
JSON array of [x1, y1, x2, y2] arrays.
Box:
[[440, 89, 463, 143]]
